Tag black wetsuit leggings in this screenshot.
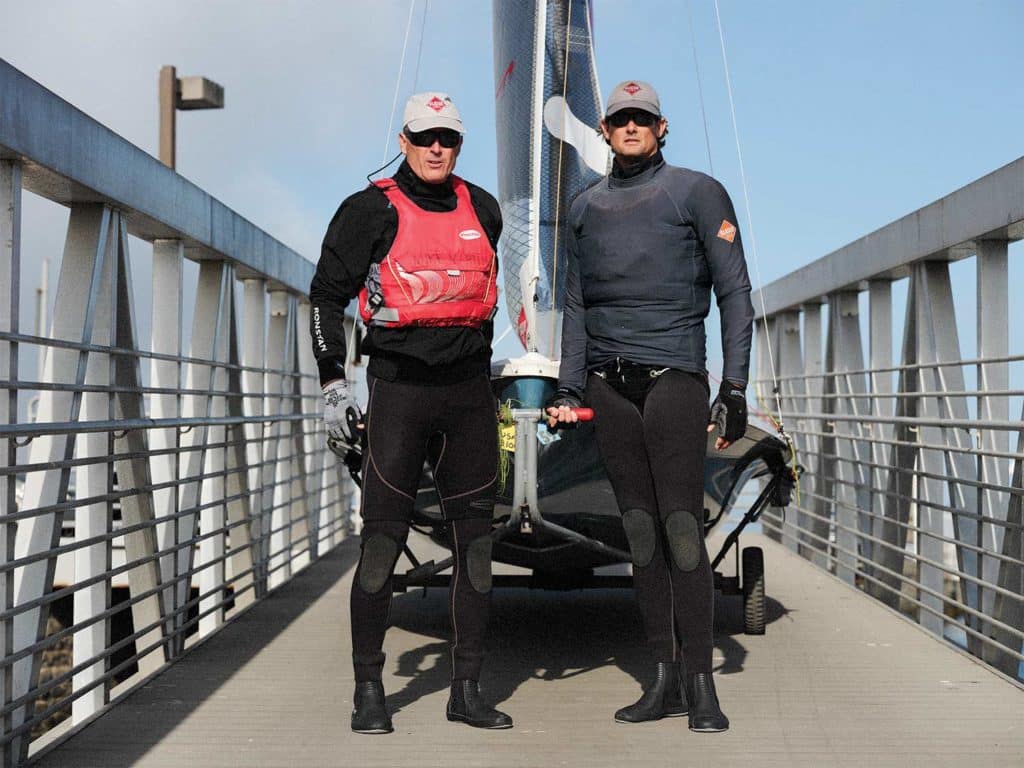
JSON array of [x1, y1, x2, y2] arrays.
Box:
[[586, 368, 714, 675], [351, 373, 498, 683]]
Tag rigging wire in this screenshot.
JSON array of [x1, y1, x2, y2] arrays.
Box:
[[381, 0, 418, 167], [493, 323, 514, 347], [347, 0, 425, 379], [548, 0, 575, 360], [686, 0, 714, 176], [413, 0, 429, 91], [712, 0, 787, 439]]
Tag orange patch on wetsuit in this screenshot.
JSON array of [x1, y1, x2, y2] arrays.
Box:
[[717, 220, 737, 243]]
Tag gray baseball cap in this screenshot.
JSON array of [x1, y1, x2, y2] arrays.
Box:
[[402, 91, 465, 134], [605, 80, 661, 117]]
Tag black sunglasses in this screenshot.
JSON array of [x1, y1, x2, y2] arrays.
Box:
[[606, 110, 659, 128], [404, 128, 462, 148]]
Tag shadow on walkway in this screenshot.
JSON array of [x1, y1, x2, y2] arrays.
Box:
[[388, 580, 790, 714]]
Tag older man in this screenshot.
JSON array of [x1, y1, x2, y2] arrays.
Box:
[[547, 80, 754, 732], [310, 92, 510, 734]]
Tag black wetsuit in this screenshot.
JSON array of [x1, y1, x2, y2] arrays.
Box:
[[558, 151, 754, 676], [310, 162, 502, 683]]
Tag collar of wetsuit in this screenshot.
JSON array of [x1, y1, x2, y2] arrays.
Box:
[[609, 149, 664, 188], [394, 160, 455, 201]]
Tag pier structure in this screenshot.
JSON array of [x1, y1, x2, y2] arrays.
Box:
[[0, 60, 1020, 767]]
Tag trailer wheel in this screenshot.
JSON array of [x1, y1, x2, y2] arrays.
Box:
[[742, 546, 766, 635]]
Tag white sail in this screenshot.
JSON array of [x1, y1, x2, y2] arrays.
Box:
[[493, 0, 609, 359]]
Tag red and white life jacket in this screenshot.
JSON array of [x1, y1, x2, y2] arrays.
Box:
[[358, 176, 497, 328]]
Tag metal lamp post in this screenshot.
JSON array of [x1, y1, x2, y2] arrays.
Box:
[[158, 65, 225, 169]]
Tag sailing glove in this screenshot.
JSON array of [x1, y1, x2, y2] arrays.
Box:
[[322, 379, 363, 446], [545, 387, 582, 411], [710, 380, 747, 443]]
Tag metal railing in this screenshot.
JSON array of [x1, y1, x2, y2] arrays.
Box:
[[0, 61, 357, 765], [751, 157, 1024, 683]]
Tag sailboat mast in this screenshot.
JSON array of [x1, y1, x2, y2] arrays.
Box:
[[528, 0, 547, 355], [492, 0, 608, 359]]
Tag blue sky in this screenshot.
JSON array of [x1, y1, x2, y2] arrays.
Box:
[[3, 0, 1023, 369]]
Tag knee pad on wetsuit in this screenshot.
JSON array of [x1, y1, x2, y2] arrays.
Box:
[[357, 523, 407, 595], [663, 510, 702, 572], [621, 508, 657, 567], [465, 535, 493, 594]]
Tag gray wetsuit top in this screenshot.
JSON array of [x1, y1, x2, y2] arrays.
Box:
[[557, 157, 754, 394]]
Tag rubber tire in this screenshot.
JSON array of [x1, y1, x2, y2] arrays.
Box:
[[742, 546, 766, 635]]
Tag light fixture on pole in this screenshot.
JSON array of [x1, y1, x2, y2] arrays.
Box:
[[159, 65, 225, 169]]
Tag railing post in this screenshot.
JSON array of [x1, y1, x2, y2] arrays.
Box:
[[285, 317, 311, 572], [975, 240, 1009, 615], [150, 240, 183, 634], [0, 160, 21, 768], [776, 310, 803, 551], [866, 279, 895, 588], [264, 292, 293, 589], [176, 261, 227, 650], [976, 239, 1019, 672], [296, 301, 322, 562], [756, 316, 781, 542], [109, 219, 165, 679], [754, 315, 774, 411], [71, 209, 117, 724], [987, 416, 1023, 675], [801, 300, 829, 567], [912, 263, 949, 637], [241, 279, 268, 596], [870, 279, 919, 610], [219, 282, 256, 616], [198, 269, 233, 638], [13, 204, 111, 760], [828, 291, 868, 585], [916, 261, 987, 645]]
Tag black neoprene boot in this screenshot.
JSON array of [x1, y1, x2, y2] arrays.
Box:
[[351, 681, 393, 734], [686, 672, 729, 732], [446, 679, 513, 729], [614, 661, 687, 723]]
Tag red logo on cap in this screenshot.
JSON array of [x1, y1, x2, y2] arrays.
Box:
[[426, 96, 445, 112], [623, 82, 641, 95]]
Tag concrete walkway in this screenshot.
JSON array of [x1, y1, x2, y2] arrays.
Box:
[[33, 533, 1024, 767]]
